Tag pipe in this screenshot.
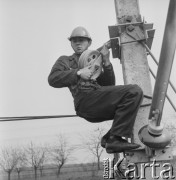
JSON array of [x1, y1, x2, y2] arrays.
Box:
[[149, 0, 176, 126], [149, 67, 176, 112]]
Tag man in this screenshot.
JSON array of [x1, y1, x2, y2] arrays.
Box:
[[48, 26, 143, 153]]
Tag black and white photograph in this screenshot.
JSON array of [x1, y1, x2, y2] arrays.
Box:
[[0, 0, 176, 179]]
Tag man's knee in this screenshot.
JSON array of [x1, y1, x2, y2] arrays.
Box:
[[129, 84, 143, 100]]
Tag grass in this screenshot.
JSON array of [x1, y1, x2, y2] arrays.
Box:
[[0, 163, 105, 180]]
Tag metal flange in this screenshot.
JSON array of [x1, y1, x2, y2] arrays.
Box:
[[138, 125, 171, 149]]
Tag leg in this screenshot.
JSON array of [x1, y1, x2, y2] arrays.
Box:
[[76, 84, 143, 152], [76, 84, 143, 137], [110, 84, 143, 138]]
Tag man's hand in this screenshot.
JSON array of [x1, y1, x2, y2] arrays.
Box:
[[79, 66, 92, 80], [100, 43, 111, 67]]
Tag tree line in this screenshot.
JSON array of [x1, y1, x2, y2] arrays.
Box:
[[0, 128, 106, 180], [0, 134, 76, 180], [2, 124, 175, 180]]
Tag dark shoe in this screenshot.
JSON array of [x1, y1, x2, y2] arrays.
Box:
[[101, 136, 107, 148], [101, 130, 111, 148], [106, 136, 140, 154]]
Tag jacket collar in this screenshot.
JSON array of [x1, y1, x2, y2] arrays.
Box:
[[69, 53, 80, 63]]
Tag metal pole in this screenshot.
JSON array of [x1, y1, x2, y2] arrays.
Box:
[[113, 0, 153, 145], [149, 67, 176, 112], [149, 0, 176, 126]]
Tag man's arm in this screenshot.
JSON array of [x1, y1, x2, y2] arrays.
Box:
[[97, 43, 116, 86], [48, 56, 79, 88], [97, 64, 116, 86]]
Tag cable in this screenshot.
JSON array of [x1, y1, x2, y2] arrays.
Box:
[[143, 95, 152, 99], [0, 115, 78, 122], [0, 94, 152, 122], [140, 103, 151, 107]]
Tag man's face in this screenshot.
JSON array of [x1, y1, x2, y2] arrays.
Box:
[[71, 37, 91, 55]]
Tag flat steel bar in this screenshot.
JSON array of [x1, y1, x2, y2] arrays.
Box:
[[143, 42, 176, 95], [149, 68, 176, 112]]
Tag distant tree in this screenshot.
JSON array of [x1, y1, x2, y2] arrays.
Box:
[[39, 164, 44, 177], [25, 142, 48, 180], [80, 127, 105, 170], [15, 147, 27, 180], [49, 134, 75, 178], [0, 147, 19, 180]]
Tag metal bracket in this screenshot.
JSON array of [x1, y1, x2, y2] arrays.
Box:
[[125, 146, 175, 164], [108, 18, 155, 59], [145, 29, 155, 49], [108, 26, 121, 59], [110, 37, 121, 59]]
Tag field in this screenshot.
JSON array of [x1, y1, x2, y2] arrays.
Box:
[[0, 163, 105, 180]]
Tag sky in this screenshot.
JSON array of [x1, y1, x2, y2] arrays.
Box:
[[0, 0, 176, 164]]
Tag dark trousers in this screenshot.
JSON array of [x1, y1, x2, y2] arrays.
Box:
[[76, 84, 143, 138]]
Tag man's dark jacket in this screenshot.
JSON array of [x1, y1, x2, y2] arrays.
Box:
[[48, 53, 116, 110]]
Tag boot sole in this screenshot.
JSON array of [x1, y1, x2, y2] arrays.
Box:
[[106, 148, 124, 154], [106, 145, 140, 154]]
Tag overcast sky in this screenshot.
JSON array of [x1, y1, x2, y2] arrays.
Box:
[[0, 0, 175, 163]]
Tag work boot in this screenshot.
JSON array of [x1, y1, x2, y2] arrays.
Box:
[[105, 135, 140, 154], [101, 130, 111, 148], [101, 136, 107, 148]]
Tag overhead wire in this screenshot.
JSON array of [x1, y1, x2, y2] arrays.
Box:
[[0, 115, 78, 122]]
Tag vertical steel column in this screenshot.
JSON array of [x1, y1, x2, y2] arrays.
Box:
[[112, 1, 175, 180], [113, 0, 152, 145], [149, 0, 176, 126]]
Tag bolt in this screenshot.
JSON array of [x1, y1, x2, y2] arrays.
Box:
[[162, 150, 166, 153], [126, 16, 132, 22], [127, 25, 135, 32]]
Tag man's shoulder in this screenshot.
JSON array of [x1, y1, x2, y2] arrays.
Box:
[[57, 54, 76, 61], [57, 55, 70, 61]]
